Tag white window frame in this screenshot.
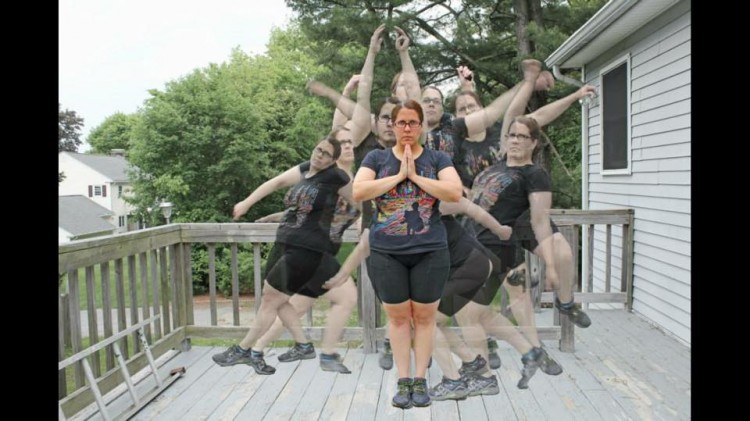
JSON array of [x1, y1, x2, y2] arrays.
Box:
[[94, 185, 102, 196], [599, 53, 632, 175]]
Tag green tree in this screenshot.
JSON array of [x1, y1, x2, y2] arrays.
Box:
[[87, 112, 140, 154], [59, 104, 85, 181], [286, 0, 605, 207], [127, 25, 331, 225]]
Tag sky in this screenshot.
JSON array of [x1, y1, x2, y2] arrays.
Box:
[[59, 0, 294, 151]]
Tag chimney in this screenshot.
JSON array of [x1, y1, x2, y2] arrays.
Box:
[[110, 149, 127, 157]]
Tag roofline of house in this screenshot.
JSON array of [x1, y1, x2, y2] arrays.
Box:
[[546, 0, 639, 68]]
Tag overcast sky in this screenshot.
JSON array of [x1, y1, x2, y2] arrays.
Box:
[[59, 0, 293, 151]]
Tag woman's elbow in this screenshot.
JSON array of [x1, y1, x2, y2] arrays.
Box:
[[445, 183, 463, 203], [352, 186, 366, 202]]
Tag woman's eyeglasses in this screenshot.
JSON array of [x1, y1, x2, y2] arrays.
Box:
[[314, 147, 333, 159], [394, 120, 422, 129], [505, 133, 532, 140]]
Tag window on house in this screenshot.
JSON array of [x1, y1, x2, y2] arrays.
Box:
[[600, 54, 631, 174], [119, 216, 126, 227], [118, 185, 123, 198], [94, 186, 102, 196]]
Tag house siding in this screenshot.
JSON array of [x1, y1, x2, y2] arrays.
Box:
[[59, 152, 134, 233], [584, 0, 691, 345]]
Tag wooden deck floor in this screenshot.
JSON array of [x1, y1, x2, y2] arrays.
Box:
[[80, 309, 690, 420]]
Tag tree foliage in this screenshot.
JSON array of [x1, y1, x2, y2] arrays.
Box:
[[285, 0, 606, 207], [59, 104, 85, 181], [59, 104, 85, 152], [127, 25, 332, 225], [87, 112, 140, 154]]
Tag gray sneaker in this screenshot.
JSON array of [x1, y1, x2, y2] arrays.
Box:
[[429, 377, 469, 401], [212, 346, 276, 375], [379, 339, 393, 370], [320, 352, 351, 374], [555, 298, 592, 328], [487, 338, 502, 369], [212, 345, 253, 367], [392, 378, 412, 409], [278, 342, 316, 362], [411, 377, 431, 407], [518, 348, 540, 389], [536, 347, 563, 376], [462, 373, 500, 396], [458, 354, 490, 376]]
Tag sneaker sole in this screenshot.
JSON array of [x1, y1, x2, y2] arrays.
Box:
[[430, 393, 468, 401], [213, 359, 249, 367], [250, 366, 276, 375], [278, 353, 316, 363], [391, 400, 413, 409], [468, 387, 500, 396], [412, 400, 432, 407], [320, 364, 351, 374]]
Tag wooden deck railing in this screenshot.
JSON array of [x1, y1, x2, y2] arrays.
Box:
[[512, 208, 635, 352], [58, 208, 634, 418]]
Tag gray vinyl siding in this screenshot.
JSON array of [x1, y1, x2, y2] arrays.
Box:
[[583, 0, 690, 345]]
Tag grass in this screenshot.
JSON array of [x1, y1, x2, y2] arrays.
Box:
[[61, 258, 157, 311]]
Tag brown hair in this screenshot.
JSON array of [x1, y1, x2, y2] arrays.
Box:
[[389, 72, 403, 95], [323, 128, 344, 160], [375, 96, 401, 116], [391, 100, 424, 123], [454, 91, 484, 111], [509, 115, 543, 157], [421, 85, 445, 102]]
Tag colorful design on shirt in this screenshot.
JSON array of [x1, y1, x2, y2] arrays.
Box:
[[425, 129, 455, 158], [470, 169, 517, 211], [374, 164, 438, 236], [375, 197, 433, 236], [282, 183, 319, 229], [329, 196, 361, 244], [463, 143, 503, 183]]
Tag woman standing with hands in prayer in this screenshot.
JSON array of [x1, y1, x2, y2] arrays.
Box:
[[353, 100, 462, 409]]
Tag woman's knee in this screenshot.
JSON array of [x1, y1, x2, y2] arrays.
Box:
[[412, 304, 438, 327], [553, 233, 573, 262]]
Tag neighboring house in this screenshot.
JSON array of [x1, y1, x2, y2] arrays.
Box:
[[546, 0, 690, 345], [59, 150, 135, 233], [59, 195, 117, 243]]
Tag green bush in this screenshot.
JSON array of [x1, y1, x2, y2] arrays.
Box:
[[190, 243, 271, 297]]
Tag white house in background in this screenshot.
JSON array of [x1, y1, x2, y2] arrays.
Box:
[[59, 195, 118, 243], [59, 150, 136, 233], [545, 0, 690, 345]]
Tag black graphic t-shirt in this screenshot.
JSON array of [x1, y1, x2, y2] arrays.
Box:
[[452, 118, 505, 188], [276, 162, 350, 253], [424, 112, 457, 159], [360, 148, 454, 254], [355, 132, 384, 171], [299, 162, 361, 253], [468, 159, 551, 247], [354, 133, 386, 231]]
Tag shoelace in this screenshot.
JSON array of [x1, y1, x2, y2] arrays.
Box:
[[412, 380, 427, 394], [397, 382, 411, 394]]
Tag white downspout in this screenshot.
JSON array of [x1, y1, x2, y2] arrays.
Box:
[[553, 64, 591, 306]]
